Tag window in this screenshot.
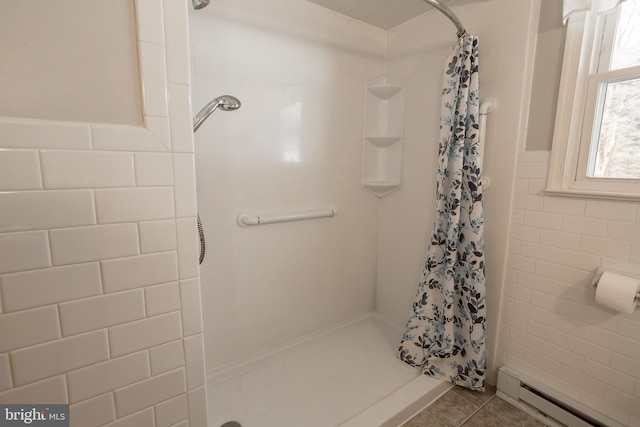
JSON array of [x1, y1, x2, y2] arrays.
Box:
[[547, 0, 640, 199]]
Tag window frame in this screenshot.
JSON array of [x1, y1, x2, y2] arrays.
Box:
[[547, 5, 640, 200]]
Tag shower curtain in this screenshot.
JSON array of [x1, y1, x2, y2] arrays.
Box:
[[398, 35, 486, 391]]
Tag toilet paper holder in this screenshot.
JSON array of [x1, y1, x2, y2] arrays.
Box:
[[591, 267, 640, 304]]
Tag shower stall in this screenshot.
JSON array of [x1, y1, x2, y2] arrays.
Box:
[[188, 0, 521, 425]]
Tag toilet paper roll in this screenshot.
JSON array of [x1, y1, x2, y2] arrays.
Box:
[[595, 271, 640, 314]]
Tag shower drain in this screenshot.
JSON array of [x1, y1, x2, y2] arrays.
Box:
[[221, 422, 242, 427]]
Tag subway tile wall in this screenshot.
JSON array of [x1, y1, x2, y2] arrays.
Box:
[[0, 1, 207, 426], [498, 151, 640, 427]]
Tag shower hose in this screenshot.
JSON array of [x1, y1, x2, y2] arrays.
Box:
[[197, 213, 205, 264]]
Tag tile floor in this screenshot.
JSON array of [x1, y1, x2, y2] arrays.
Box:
[[402, 385, 548, 427]]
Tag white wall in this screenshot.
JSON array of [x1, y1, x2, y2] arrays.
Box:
[[494, 2, 640, 425], [378, 0, 539, 384], [499, 151, 640, 426], [189, 0, 386, 372], [0, 1, 208, 425], [525, 0, 565, 151], [0, 0, 142, 125]]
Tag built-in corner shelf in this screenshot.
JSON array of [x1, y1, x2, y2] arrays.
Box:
[[366, 136, 402, 147], [363, 182, 400, 196], [362, 75, 405, 197], [367, 84, 403, 100]]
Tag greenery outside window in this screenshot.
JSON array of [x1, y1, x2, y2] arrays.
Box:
[[547, 0, 640, 199]]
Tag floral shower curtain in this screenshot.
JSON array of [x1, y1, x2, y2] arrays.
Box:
[[398, 35, 486, 391]]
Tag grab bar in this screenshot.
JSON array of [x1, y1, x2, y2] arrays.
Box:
[[237, 207, 338, 227], [478, 97, 497, 190]]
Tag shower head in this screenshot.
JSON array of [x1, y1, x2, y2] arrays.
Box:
[[193, 95, 241, 132], [192, 0, 211, 10], [216, 95, 241, 111]]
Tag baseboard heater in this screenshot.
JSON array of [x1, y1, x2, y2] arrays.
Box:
[[496, 367, 623, 427]]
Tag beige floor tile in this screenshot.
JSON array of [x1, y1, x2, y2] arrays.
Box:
[[404, 385, 547, 427], [484, 397, 546, 427], [426, 389, 479, 427], [452, 384, 496, 407], [402, 410, 447, 427], [462, 408, 506, 427]]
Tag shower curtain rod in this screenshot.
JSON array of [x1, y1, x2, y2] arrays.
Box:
[[422, 0, 467, 39]]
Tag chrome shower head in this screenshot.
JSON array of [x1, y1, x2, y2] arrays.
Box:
[[193, 95, 242, 132], [216, 95, 241, 111], [192, 0, 210, 10]]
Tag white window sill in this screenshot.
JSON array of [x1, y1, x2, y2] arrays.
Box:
[[545, 186, 640, 201]]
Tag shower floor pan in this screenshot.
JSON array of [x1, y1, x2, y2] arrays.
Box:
[[206, 313, 451, 427]]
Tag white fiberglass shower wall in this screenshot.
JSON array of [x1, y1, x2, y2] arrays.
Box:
[[190, 0, 538, 386], [189, 0, 386, 372]]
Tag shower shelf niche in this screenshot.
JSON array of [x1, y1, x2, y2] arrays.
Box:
[[362, 75, 405, 197], [363, 182, 400, 195], [367, 83, 403, 100], [366, 135, 402, 147]]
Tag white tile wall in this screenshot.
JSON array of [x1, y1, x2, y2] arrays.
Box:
[[114, 368, 186, 417], [145, 116, 172, 150], [187, 386, 208, 427], [11, 330, 109, 386], [0, 231, 51, 274], [167, 85, 193, 153], [145, 282, 181, 316], [138, 220, 177, 253], [95, 187, 175, 223], [40, 150, 135, 189], [618, 317, 640, 341], [183, 334, 206, 391], [69, 393, 117, 427], [103, 408, 154, 427], [0, 119, 91, 150], [591, 327, 640, 359], [0, 306, 60, 353], [138, 42, 169, 118], [585, 200, 637, 222], [49, 224, 139, 266], [101, 251, 178, 293], [0, 353, 12, 392], [91, 124, 167, 152], [59, 290, 146, 336], [0, 376, 68, 404], [0, 262, 102, 312], [134, 153, 174, 187], [172, 154, 197, 218], [163, 0, 191, 85], [0, 0, 204, 425], [135, 0, 165, 45], [176, 218, 199, 279], [67, 351, 151, 403], [499, 151, 640, 426], [179, 278, 203, 337], [149, 340, 185, 376], [146, 116, 172, 150], [108, 311, 183, 357], [0, 150, 42, 190], [154, 394, 188, 427], [0, 190, 96, 231]]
